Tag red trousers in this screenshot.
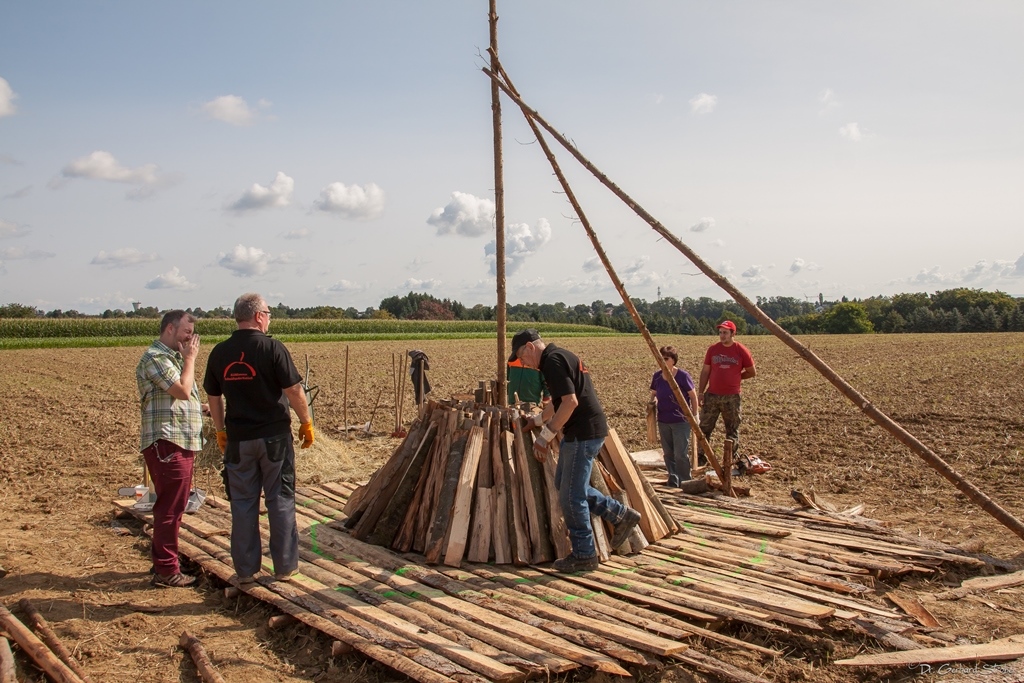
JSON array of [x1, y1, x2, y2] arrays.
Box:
[[142, 440, 195, 575]]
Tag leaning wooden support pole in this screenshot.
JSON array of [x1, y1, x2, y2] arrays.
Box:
[[0, 604, 83, 683], [17, 599, 92, 683], [489, 63, 730, 492], [179, 631, 226, 683], [483, 65, 1024, 542], [0, 637, 16, 683]]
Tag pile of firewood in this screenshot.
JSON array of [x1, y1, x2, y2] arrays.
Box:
[[342, 399, 676, 568]]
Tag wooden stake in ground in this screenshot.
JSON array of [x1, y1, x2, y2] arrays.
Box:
[[0, 604, 83, 683], [17, 598, 92, 683], [343, 345, 351, 440], [179, 631, 226, 683], [489, 0, 508, 408]]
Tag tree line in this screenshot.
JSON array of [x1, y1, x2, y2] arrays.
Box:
[[2, 287, 1023, 334]]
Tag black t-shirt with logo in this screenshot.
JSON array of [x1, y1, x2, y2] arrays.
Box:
[[539, 344, 607, 442], [203, 329, 303, 441]]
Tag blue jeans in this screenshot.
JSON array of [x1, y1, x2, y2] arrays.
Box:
[[554, 437, 627, 559], [658, 421, 692, 483]]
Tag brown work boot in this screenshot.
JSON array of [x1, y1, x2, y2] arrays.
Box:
[[552, 554, 599, 573], [609, 507, 641, 549]]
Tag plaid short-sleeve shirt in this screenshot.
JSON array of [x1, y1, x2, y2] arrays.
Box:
[[137, 339, 204, 452]]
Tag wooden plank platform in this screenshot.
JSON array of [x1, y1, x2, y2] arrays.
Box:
[[115, 478, 988, 683]]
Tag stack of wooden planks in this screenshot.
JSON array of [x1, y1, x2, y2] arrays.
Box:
[[114, 476, 992, 683], [341, 399, 673, 567]]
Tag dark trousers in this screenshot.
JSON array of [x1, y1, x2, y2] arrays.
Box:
[[142, 440, 195, 575], [698, 392, 743, 461], [225, 434, 298, 578]]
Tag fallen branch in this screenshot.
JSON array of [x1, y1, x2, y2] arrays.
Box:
[[17, 599, 92, 683], [0, 637, 16, 683], [0, 604, 83, 683], [179, 630, 226, 683]]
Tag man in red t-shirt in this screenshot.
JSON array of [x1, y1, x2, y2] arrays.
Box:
[[696, 320, 756, 467]]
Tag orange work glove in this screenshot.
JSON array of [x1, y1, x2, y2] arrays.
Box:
[[215, 430, 228, 454], [298, 421, 315, 449]]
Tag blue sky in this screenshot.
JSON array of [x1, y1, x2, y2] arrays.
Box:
[[2, 1, 1022, 314]]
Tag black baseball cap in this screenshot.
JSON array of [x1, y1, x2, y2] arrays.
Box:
[[508, 329, 541, 362]]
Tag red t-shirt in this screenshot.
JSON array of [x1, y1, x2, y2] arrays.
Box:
[[703, 342, 754, 395]]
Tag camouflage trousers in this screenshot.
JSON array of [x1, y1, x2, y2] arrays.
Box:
[[697, 392, 743, 462]]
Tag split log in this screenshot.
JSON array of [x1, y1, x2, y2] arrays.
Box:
[[627, 447, 678, 534], [352, 418, 433, 540], [17, 598, 92, 683], [0, 604, 83, 683], [443, 426, 485, 567], [885, 592, 940, 628], [392, 411, 447, 552], [722, 439, 734, 500], [490, 415, 512, 564], [179, 631, 226, 683], [424, 432, 468, 564], [836, 634, 1024, 667], [602, 430, 669, 541], [540, 442, 572, 559], [0, 637, 16, 683], [514, 423, 553, 563], [934, 569, 1024, 601], [501, 431, 531, 565], [365, 421, 437, 547]]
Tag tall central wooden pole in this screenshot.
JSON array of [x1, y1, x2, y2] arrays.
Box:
[[489, 0, 508, 406]]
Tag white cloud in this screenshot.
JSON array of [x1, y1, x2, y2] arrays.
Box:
[[902, 258, 1023, 287], [689, 93, 717, 115], [76, 292, 135, 311], [218, 244, 270, 277], [1014, 253, 1024, 277], [282, 227, 312, 240], [314, 181, 385, 219], [90, 248, 159, 268], [269, 251, 306, 266], [145, 266, 198, 291], [55, 150, 173, 199], [200, 95, 268, 126], [485, 218, 552, 275], [689, 217, 715, 233], [652, 93, 665, 105], [711, 238, 726, 247], [622, 256, 650, 275], [0, 219, 30, 239], [0, 77, 17, 117], [428, 191, 495, 237], [406, 257, 429, 272], [742, 265, 763, 278], [719, 260, 734, 274], [839, 122, 863, 141], [229, 171, 294, 212], [582, 255, 602, 272], [0, 246, 54, 260], [818, 88, 839, 115], [788, 258, 823, 276], [401, 277, 441, 291], [324, 279, 368, 293]]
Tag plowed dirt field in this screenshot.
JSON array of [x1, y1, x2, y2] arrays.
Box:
[[2, 333, 1023, 682]]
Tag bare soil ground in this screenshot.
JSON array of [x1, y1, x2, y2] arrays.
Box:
[[2, 333, 1024, 682]]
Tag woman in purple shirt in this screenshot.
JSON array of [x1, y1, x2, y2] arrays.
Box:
[[649, 345, 699, 486]]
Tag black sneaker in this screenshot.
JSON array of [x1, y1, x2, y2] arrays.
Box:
[[667, 474, 680, 487], [609, 507, 641, 549], [552, 554, 599, 573]]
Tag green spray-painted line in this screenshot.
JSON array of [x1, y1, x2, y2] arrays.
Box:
[[332, 585, 356, 593], [681, 501, 736, 519], [309, 521, 321, 556]]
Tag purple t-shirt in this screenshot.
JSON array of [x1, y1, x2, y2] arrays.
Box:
[[650, 367, 695, 424]]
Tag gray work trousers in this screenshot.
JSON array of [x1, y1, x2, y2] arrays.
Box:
[[225, 432, 298, 578]]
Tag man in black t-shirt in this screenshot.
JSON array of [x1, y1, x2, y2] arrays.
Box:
[[510, 329, 640, 572], [204, 293, 314, 585]]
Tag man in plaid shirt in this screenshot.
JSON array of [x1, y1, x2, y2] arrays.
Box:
[[136, 310, 204, 588]]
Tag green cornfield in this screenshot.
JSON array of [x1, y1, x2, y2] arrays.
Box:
[[0, 319, 620, 349]]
